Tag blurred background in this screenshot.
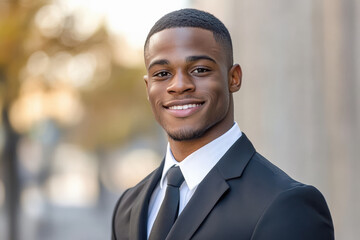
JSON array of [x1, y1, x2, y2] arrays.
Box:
[[0, 0, 358, 239]]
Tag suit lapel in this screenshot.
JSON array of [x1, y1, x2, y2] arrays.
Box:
[[166, 167, 229, 240], [129, 161, 164, 240], [166, 133, 256, 240]]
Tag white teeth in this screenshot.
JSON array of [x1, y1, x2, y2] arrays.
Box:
[[169, 104, 201, 110]]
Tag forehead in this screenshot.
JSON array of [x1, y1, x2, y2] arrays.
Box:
[[144, 27, 226, 66]]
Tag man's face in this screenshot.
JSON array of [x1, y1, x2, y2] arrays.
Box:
[[144, 27, 241, 142]]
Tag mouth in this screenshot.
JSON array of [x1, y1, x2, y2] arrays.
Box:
[[168, 103, 203, 110], [164, 100, 205, 118]]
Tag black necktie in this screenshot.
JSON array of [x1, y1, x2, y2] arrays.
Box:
[[149, 166, 184, 240]]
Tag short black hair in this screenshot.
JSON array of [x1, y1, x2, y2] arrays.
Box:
[[144, 8, 233, 66]]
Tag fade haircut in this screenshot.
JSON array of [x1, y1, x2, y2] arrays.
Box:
[[144, 8, 234, 66]]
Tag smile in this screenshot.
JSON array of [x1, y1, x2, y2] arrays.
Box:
[[165, 102, 204, 118], [168, 104, 202, 110]]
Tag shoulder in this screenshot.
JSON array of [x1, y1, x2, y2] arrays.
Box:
[[246, 154, 334, 240], [242, 152, 304, 194], [250, 184, 334, 240]]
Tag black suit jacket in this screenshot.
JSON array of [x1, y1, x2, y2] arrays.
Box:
[[112, 133, 334, 240]]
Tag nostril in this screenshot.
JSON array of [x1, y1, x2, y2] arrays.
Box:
[[167, 77, 195, 94]]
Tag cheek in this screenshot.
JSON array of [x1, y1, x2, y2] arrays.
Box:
[[200, 79, 229, 104], [209, 84, 230, 118], [147, 84, 164, 110]]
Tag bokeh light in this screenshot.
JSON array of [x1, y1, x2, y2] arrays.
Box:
[[35, 5, 64, 38]]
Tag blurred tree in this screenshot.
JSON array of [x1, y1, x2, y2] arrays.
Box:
[[0, 1, 44, 239]]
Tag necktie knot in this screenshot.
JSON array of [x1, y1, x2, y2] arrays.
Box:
[[167, 166, 184, 188]]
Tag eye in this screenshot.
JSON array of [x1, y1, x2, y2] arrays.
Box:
[[192, 67, 210, 74], [153, 71, 171, 78]]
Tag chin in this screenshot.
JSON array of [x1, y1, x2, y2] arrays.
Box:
[[166, 127, 207, 142]]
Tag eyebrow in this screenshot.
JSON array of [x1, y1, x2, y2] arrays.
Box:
[[148, 59, 170, 71], [186, 55, 217, 64]]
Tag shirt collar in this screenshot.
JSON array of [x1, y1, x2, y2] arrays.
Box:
[[160, 122, 242, 190]]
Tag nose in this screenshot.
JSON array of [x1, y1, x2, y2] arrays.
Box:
[[167, 71, 195, 94]]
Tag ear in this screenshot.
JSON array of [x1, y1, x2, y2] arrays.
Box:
[[228, 64, 242, 93], [144, 75, 149, 101]]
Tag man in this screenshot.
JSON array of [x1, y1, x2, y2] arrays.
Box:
[[112, 8, 334, 240]]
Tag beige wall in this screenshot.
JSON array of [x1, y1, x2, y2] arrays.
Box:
[[191, 0, 359, 239]]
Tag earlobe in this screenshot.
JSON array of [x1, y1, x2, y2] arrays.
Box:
[[228, 64, 242, 93]]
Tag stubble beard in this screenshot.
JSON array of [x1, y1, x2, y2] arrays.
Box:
[[166, 128, 207, 141], [161, 113, 227, 142]]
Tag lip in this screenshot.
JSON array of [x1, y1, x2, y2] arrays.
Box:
[[164, 99, 204, 108], [163, 99, 205, 118]]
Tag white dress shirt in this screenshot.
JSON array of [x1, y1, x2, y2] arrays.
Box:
[[147, 122, 242, 238]]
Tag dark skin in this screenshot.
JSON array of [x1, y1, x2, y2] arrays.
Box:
[[144, 27, 242, 161]]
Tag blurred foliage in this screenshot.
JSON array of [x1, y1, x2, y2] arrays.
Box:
[[0, 0, 154, 151], [70, 65, 153, 150], [0, 0, 42, 106]]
